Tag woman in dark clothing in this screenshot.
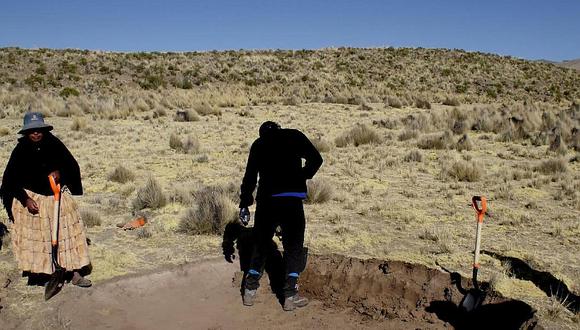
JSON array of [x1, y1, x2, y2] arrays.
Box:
[[1, 112, 91, 287]]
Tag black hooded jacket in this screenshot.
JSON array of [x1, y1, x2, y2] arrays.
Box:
[[1, 132, 83, 219], [239, 128, 322, 208]]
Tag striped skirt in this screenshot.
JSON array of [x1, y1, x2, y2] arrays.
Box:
[[11, 190, 91, 275]]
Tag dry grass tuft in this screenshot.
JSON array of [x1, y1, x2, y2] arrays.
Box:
[[443, 160, 482, 182], [535, 158, 567, 175], [335, 124, 381, 147], [174, 109, 199, 122], [107, 165, 135, 184], [194, 103, 221, 116], [178, 185, 237, 235], [398, 129, 419, 141], [311, 138, 331, 153], [132, 177, 167, 210], [70, 117, 87, 131], [170, 133, 200, 154], [306, 179, 333, 204], [403, 150, 423, 162], [136, 227, 152, 239], [80, 209, 102, 227], [418, 131, 453, 150], [455, 134, 474, 151], [442, 96, 461, 106]]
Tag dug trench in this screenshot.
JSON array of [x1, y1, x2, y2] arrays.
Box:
[[2, 255, 540, 329]]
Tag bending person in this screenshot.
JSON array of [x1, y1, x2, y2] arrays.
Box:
[[1, 112, 92, 287], [238, 121, 322, 311]]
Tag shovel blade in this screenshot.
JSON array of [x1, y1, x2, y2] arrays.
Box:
[[44, 268, 66, 301], [460, 289, 486, 312]]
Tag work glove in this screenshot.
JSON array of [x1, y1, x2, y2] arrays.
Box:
[[239, 207, 250, 226], [222, 241, 236, 263]]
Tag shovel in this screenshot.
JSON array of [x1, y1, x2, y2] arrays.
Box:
[[45, 175, 66, 301], [460, 195, 487, 312]]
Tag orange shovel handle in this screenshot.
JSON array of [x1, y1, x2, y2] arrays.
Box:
[[48, 175, 60, 201], [471, 196, 487, 223]]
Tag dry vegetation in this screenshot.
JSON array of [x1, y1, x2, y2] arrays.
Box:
[[0, 47, 579, 329]]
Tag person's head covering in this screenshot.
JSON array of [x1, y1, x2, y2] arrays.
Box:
[[18, 112, 53, 134], [259, 121, 281, 138]]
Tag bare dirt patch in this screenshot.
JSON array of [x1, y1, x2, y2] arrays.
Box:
[[0, 255, 541, 329]]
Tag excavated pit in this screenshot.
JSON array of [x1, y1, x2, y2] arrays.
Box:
[[301, 254, 540, 330]]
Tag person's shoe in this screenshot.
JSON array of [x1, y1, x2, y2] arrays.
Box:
[[283, 294, 309, 311], [71, 272, 92, 288], [243, 289, 257, 306]]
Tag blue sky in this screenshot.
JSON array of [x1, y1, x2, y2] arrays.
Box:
[[0, 0, 578, 61]]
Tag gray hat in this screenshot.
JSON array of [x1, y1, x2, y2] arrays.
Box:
[[18, 112, 53, 134]]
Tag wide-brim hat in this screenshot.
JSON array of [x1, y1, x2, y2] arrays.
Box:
[[18, 112, 53, 134]]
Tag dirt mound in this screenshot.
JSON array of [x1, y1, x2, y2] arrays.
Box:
[[301, 254, 540, 329], [1, 255, 541, 329]]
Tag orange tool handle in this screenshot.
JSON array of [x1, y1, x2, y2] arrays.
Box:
[[48, 175, 61, 246], [48, 175, 60, 200], [471, 196, 487, 223]]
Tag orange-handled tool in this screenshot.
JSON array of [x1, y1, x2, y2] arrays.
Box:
[[461, 196, 488, 312], [45, 174, 65, 300], [471, 196, 487, 270], [48, 175, 61, 245]]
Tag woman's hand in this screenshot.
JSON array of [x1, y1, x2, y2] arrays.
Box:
[[48, 170, 60, 184], [25, 198, 39, 215]]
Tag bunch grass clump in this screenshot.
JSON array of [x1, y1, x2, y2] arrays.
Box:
[[170, 133, 200, 154], [174, 109, 199, 122], [80, 209, 102, 227], [403, 150, 423, 162], [107, 165, 136, 184], [306, 179, 333, 204], [132, 177, 167, 210], [311, 138, 331, 153], [443, 160, 482, 182], [178, 185, 237, 235], [535, 158, 567, 175], [335, 124, 381, 147]]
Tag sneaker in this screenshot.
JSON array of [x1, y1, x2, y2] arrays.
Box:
[[243, 289, 257, 306], [283, 294, 309, 311], [71, 272, 92, 288]]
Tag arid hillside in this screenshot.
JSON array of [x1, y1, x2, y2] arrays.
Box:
[[0, 47, 579, 329], [0, 47, 578, 111]]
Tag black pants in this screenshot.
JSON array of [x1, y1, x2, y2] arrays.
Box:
[[245, 197, 305, 297]]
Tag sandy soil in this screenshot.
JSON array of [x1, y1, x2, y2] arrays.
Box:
[[0, 258, 400, 330], [0, 255, 543, 330]]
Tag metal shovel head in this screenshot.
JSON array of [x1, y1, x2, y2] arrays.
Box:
[[460, 288, 486, 312], [44, 266, 65, 301]]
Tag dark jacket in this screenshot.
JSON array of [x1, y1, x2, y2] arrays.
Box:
[[1, 132, 82, 219], [239, 129, 323, 208]]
